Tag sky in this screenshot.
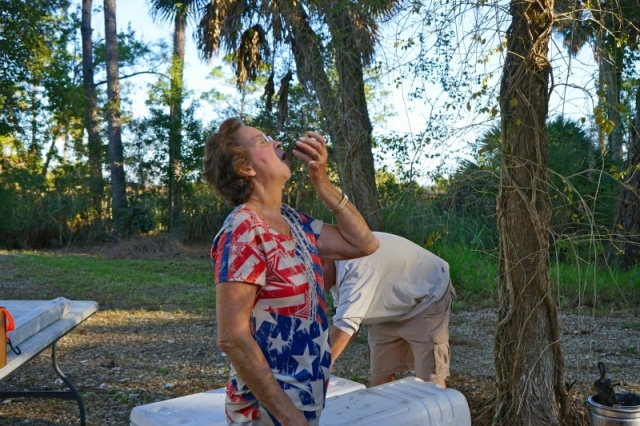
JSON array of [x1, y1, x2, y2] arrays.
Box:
[[88, 0, 439, 179], [94, 1, 222, 119], [95, 0, 427, 131], [88, 0, 598, 182]]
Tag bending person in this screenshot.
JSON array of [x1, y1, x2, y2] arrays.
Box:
[[204, 117, 379, 426], [323, 231, 454, 388]]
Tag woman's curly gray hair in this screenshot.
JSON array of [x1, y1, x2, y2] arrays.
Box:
[[203, 117, 253, 206]]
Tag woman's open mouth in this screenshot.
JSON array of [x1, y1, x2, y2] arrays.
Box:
[[279, 151, 291, 167]]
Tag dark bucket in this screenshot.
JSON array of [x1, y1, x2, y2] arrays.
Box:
[[587, 393, 640, 426]]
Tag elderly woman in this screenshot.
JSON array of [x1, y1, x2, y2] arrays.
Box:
[[204, 117, 379, 426]]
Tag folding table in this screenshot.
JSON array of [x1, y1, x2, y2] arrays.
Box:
[[0, 300, 98, 426]]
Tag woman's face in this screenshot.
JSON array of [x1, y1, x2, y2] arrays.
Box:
[[237, 126, 291, 181]]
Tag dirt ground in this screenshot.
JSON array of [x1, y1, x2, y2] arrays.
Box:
[[1, 249, 639, 425]]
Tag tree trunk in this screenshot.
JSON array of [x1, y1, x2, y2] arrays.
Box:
[[603, 50, 623, 161], [603, 0, 624, 162], [82, 0, 104, 214], [168, 11, 185, 233], [282, 6, 342, 169], [327, 10, 382, 231], [104, 0, 128, 237], [595, 35, 607, 154], [597, 37, 624, 161], [283, 3, 382, 230], [495, 0, 569, 422], [42, 135, 58, 178], [30, 83, 39, 158], [613, 85, 640, 268]]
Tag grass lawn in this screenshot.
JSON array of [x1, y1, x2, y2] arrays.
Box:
[[0, 250, 215, 313], [3, 244, 640, 315]]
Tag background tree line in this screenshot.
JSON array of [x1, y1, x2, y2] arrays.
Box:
[[1, 0, 639, 423], [1, 0, 631, 255]]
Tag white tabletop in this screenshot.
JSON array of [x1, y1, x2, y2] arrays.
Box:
[[0, 300, 98, 380]]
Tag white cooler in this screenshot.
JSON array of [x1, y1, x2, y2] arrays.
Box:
[[320, 377, 471, 426], [1, 298, 72, 349], [130, 375, 365, 426]]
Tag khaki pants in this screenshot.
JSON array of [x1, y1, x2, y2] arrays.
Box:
[[368, 282, 454, 383]]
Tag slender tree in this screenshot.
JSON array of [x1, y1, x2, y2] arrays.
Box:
[[104, 0, 128, 236], [168, 9, 185, 232], [595, 0, 625, 160], [148, 0, 204, 232], [494, 0, 570, 422], [82, 0, 104, 214], [554, 0, 640, 160]]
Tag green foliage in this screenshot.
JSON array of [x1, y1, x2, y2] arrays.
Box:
[[0, 2, 172, 247], [550, 258, 640, 313], [0, 0, 80, 151], [0, 161, 52, 248], [445, 162, 499, 248], [547, 116, 619, 230], [446, 116, 621, 260], [127, 83, 209, 235], [0, 0, 71, 135], [546, 116, 621, 263], [443, 245, 499, 309], [0, 155, 112, 248], [181, 183, 233, 243]]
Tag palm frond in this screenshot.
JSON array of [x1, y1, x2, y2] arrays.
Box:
[[235, 24, 268, 87]]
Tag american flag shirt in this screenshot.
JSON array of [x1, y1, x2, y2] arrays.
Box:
[[211, 204, 331, 425]]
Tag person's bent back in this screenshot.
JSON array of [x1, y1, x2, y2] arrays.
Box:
[[323, 231, 455, 387]]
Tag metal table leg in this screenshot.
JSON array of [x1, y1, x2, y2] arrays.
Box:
[[0, 342, 86, 425]]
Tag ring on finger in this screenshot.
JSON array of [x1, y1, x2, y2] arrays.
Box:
[[311, 153, 320, 161], [308, 160, 316, 165]]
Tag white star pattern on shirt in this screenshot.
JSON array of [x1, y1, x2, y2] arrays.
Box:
[[295, 316, 314, 335], [292, 345, 314, 376], [269, 332, 289, 353], [312, 331, 326, 352]]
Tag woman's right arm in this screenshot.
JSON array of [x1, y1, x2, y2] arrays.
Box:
[[293, 131, 379, 260], [216, 281, 309, 426]]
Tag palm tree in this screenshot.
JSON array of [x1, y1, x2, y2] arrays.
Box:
[[148, 0, 207, 232], [195, 1, 399, 230], [323, 3, 397, 230]]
